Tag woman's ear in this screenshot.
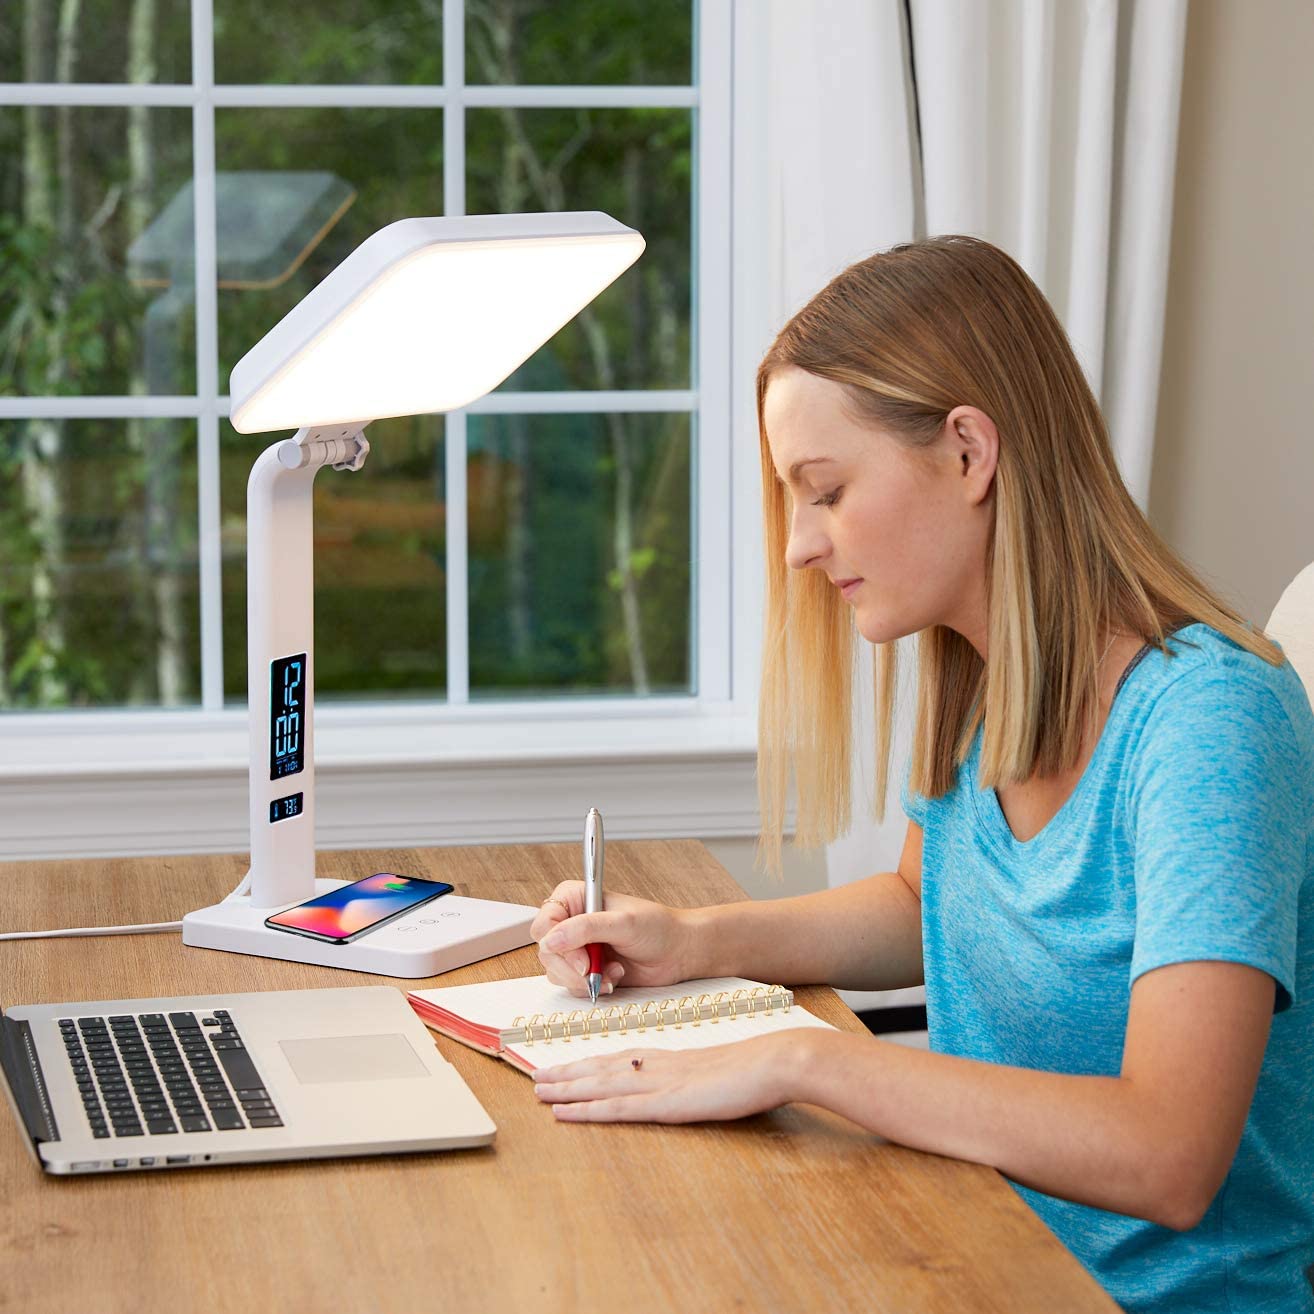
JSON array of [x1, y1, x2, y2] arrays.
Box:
[[946, 405, 999, 507]]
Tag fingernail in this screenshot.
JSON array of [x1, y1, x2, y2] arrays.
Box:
[[577, 961, 587, 976], [542, 933, 562, 951], [603, 981, 614, 995]]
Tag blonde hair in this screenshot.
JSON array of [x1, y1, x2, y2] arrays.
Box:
[[756, 235, 1283, 874]]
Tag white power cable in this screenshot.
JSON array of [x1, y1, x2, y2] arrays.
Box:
[[0, 872, 254, 941], [0, 921, 184, 941]]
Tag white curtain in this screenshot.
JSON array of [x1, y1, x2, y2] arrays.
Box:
[[743, 0, 1188, 1014]]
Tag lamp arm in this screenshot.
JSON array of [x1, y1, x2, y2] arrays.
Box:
[[245, 424, 371, 910]]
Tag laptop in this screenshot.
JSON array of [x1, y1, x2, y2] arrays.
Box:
[[0, 985, 495, 1174]]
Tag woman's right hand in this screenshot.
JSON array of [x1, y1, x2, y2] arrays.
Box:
[[531, 881, 695, 999]]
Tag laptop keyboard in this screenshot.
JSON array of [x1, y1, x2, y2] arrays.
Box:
[[58, 1009, 283, 1140]]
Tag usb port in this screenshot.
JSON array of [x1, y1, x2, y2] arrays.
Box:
[[165, 1155, 190, 1165]]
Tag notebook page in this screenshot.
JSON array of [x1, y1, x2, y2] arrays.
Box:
[[409, 975, 779, 1032], [506, 999, 835, 1068]]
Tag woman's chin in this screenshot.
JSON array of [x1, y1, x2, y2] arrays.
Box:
[[854, 607, 910, 648], [853, 609, 886, 645]]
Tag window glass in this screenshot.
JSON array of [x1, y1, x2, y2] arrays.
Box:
[[0, 3, 702, 718], [213, 2, 442, 86], [465, 0, 692, 85], [220, 415, 447, 703], [466, 108, 692, 390], [0, 419, 199, 709], [0, 3, 192, 84], [467, 411, 690, 697], [0, 107, 195, 396]]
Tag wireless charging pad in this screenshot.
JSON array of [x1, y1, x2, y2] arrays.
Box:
[[182, 884, 536, 978]]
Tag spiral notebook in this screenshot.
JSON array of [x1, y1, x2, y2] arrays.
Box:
[[406, 975, 837, 1076]]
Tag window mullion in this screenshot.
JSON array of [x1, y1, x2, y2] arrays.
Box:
[[192, 0, 224, 711], [443, 0, 470, 705], [695, 0, 733, 703]]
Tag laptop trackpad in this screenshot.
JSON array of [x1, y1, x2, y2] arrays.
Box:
[[279, 1034, 428, 1084]]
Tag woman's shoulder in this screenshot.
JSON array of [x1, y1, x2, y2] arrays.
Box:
[[1123, 621, 1314, 770]]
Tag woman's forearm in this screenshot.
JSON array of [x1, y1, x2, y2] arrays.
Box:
[[787, 1030, 1204, 1231], [679, 872, 924, 991]]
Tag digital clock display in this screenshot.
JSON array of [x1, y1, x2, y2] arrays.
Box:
[[269, 653, 306, 781], [269, 792, 304, 824]]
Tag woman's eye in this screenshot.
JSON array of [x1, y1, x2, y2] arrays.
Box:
[[811, 488, 842, 508]]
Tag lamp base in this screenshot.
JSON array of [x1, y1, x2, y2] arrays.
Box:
[[182, 881, 536, 978]]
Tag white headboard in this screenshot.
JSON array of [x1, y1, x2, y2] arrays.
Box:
[[1266, 560, 1314, 703]]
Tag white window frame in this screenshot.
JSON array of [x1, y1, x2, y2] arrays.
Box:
[[0, 0, 774, 860]]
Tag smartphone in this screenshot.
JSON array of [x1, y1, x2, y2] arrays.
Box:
[[264, 873, 455, 945]]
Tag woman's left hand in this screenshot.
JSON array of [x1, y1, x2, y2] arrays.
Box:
[[532, 1031, 812, 1123]]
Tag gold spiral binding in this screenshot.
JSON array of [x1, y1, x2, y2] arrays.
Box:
[[514, 1012, 545, 1046], [508, 985, 794, 1045], [587, 1004, 622, 1038]]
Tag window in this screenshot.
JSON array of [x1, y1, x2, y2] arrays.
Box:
[[0, 2, 751, 858]]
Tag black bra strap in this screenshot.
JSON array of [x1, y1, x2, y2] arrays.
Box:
[[1114, 625, 1189, 700]]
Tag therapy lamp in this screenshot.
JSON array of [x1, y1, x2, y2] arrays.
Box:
[[181, 211, 645, 976]]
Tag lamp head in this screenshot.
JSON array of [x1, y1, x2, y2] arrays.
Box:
[[229, 211, 645, 434]]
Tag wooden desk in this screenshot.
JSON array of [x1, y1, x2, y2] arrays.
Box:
[[0, 840, 1115, 1313]]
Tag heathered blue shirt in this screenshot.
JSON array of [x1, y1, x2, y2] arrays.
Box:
[[901, 623, 1314, 1313]]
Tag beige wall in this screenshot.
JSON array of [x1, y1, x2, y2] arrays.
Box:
[[702, 835, 828, 902], [1151, 0, 1314, 623]]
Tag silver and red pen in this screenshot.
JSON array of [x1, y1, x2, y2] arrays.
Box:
[[583, 808, 605, 1004]]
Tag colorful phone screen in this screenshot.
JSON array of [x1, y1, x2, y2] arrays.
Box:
[[265, 873, 453, 941]]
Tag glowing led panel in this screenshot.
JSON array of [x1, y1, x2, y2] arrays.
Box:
[[229, 212, 645, 433]]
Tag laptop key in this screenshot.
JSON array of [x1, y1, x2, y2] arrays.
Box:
[[212, 1110, 245, 1131], [146, 1119, 178, 1135], [180, 1116, 211, 1133], [216, 1046, 265, 1093], [248, 1115, 283, 1128]]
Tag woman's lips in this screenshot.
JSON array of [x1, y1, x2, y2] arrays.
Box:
[[839, 578, 863, 600]]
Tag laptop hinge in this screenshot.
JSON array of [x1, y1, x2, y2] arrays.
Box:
[[0, 1010, 60, 1145]]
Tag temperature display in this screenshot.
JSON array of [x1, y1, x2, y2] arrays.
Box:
[[269, 792, 304, 824], [269, 653, 306, 781]]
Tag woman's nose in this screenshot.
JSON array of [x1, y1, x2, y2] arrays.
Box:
[[785, 514, 829, 572]]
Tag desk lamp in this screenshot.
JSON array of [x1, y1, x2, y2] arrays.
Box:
[[182, 211, 645, 976]]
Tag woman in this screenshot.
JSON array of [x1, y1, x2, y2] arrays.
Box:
[[530, 236, 1313, 1313]]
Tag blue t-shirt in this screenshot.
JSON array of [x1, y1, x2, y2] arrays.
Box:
[[902, 623, 1314, 1313]]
